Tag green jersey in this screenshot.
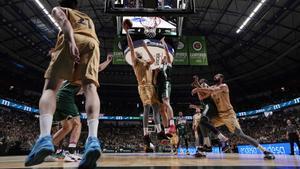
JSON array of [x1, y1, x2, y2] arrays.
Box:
[[54, 81, 81, 121], [177, 116, 187, 136]]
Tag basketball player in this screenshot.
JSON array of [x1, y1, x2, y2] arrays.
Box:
[[192, 74, 275, 160], [123, 22, 167, 152], [25, 0, 102, 168], [191, 77, 230, 153], [176, 111, 190, 155], [190, 104, 205, 157], [46, 54, 112, 162], [155, 37, 176, 137]]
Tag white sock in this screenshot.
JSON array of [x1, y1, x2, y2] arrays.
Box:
[[87, 119, 99, 137], [217, 133, 227, 141], [257, 145, 266, 152], [170, 119, 174, 126], [164, 128, 169, 134], [155, 124, 162, 133], [143, 127, 148, 136], [39, 114, 53, 138], [68, 143, 76, 148], [204, 137, 211, 147]]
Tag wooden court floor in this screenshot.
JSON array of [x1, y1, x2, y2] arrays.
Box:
[[0, 153, 300, 169]]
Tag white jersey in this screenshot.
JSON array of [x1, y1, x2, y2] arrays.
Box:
[[177, 116, 187, 125]]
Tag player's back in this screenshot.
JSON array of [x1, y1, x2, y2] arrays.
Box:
[[54, 7, 99, 48], [133, 59, 153, 85]]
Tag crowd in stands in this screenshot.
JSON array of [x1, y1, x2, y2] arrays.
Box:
[[0, 103, 299, 155]]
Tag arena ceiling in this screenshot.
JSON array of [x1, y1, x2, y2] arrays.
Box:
[[0, 0, 300, 112]]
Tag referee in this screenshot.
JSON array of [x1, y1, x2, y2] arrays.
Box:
[[286, 119, 300, 155]]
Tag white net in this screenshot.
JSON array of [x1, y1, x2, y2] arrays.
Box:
[[140, 17, 161, 38]]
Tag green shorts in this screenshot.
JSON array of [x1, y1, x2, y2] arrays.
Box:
[[53, 106, 80, 122], [157, 81, 171, 102]]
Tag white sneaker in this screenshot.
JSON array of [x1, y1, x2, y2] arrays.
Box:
[[63, 152, 76, 162], [44, 155, 58, 162], [68, 153, 82, 161]]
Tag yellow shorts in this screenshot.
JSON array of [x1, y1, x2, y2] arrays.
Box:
[[45, 34, 100, 87], [138, 85, 160, 105], [211, 109, 241, 133]]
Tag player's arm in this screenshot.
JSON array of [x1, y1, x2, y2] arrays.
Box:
[[189, 104, 200, 110], [124, 26, 137, 66], [192, 87, 213, 96], [142, 41, 155, 65], [99, 54, 113, 72], [52, 7, 79, 62], [198, 92, 211, 100], [161, 37, 172, 64]]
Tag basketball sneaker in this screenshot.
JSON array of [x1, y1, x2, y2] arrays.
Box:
[[25, 135, 55, 166], [198, 145, 212, 152], [78, 137, 101, 169], [221, 140, 231, 153], [143, 135, 154, 153], [263, 151, 275, 160], [194, 149, 206, 158]]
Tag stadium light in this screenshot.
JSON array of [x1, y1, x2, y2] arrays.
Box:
[[236, 0, 266, 34], [33, 0, 61, 31]]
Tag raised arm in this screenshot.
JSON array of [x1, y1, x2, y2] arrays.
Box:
[[124, 26, 136, 65], [161, 37, 172, 64], [142, 41, 155, 65], [52, 7, 79, 62], [189, 104, 200, 110], [99, 54, 113, 72]]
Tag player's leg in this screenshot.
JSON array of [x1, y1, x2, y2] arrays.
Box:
[[289, 136, 295, 155], [224, 110, 275, 159], [25, 78, 63, 166], [53, 119, 73, 146], [296, 138, 300, 155], [68, 116, 81, 154], [200, 116, 229, 152], [79, 81, 101, 168], [160, 104, 169, 129], [162, 83, 175, 136], [184, 135, 190, 155], [64, 116, 82, 162]]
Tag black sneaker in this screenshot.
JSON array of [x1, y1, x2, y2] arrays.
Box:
[[198, 145, 212, 152], [264, 151, 275, 160], [221, 140, 231, 153], [194, 150, 206, 158], [143, 135, 154, 153]]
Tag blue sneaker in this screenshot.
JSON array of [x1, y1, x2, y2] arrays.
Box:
[[79, 137, 101, 169], [25, 135, 54, 166]]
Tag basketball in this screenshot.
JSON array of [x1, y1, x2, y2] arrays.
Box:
[[123, 19, 133, 29]]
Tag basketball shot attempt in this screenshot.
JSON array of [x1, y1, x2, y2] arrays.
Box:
[[123, 19, 168, 152]]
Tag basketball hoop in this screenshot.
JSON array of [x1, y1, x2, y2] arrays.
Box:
[[140, 17, 161, 38]]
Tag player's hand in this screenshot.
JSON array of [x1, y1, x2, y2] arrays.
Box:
[[106, 53, 113, 62], [191, 88, 198, 95], [68, 41, 80, 63]]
